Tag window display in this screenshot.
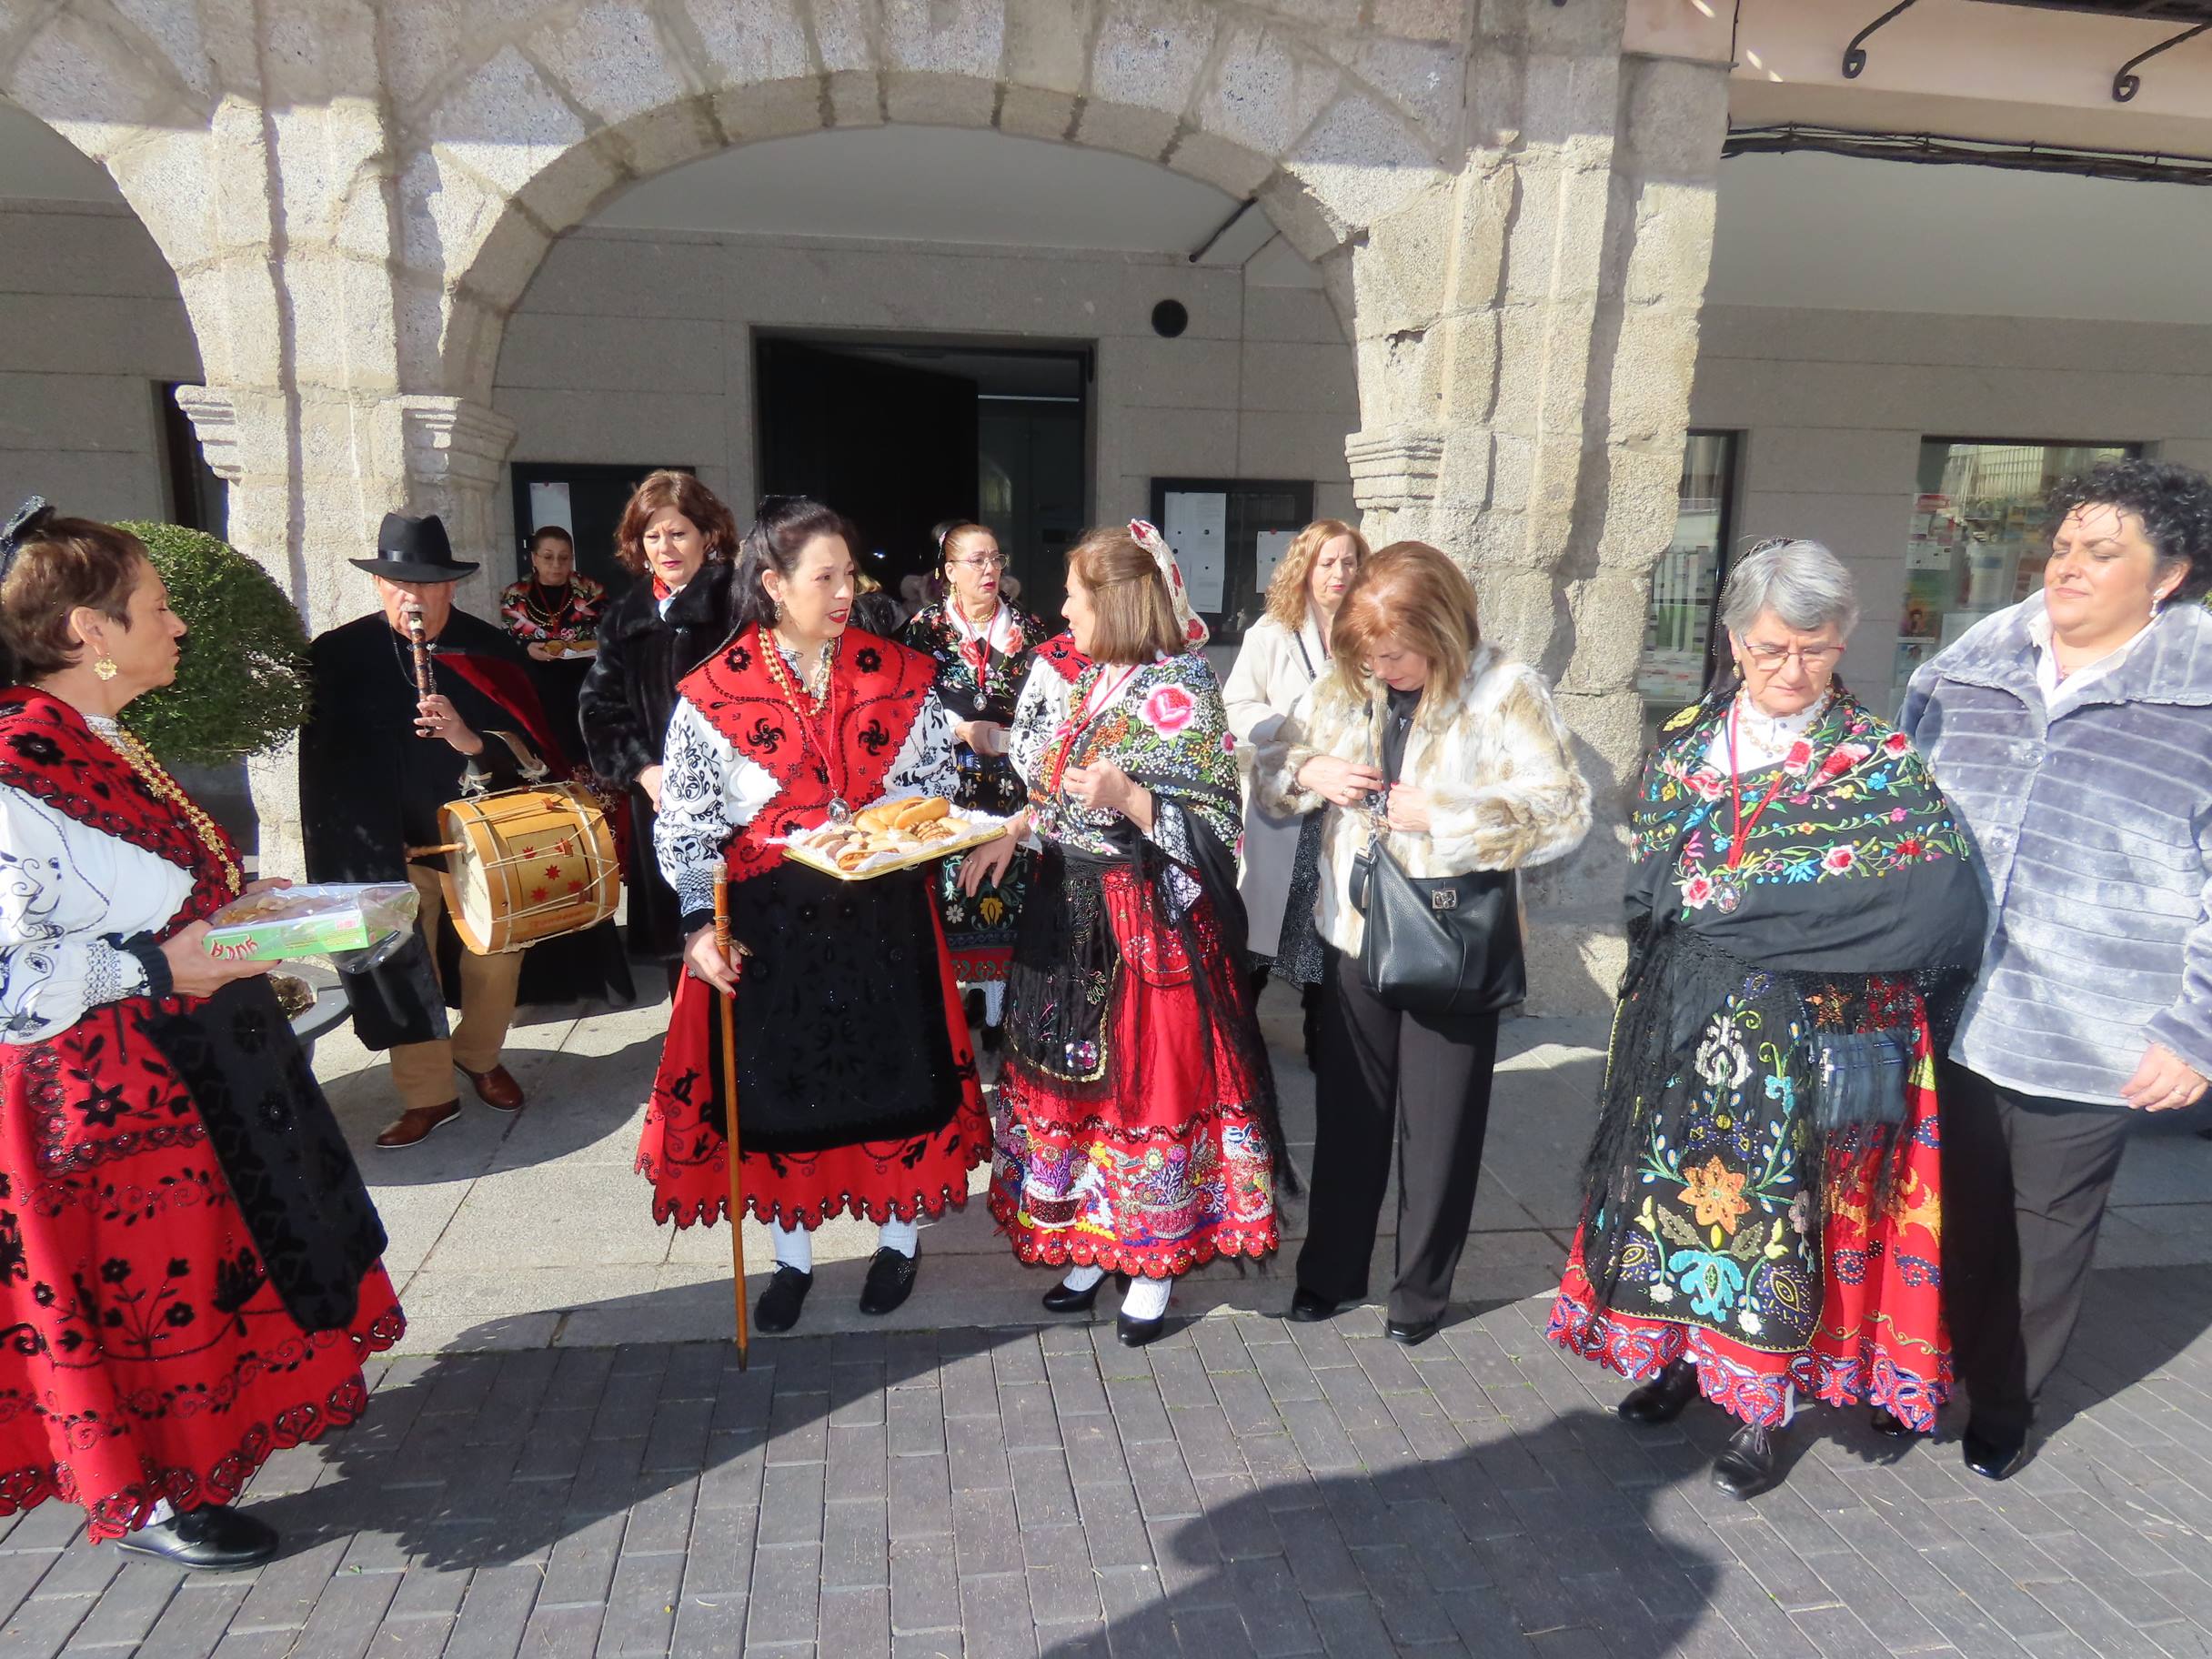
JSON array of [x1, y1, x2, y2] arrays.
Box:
[[1638, 432, 1736, 729], [1891, 440, 2129, 704]]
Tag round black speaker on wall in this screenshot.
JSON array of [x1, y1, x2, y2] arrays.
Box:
[[1151, 300, 1189, 338]]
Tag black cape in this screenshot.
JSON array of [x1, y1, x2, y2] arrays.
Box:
[[299, 608, 630, 1050]]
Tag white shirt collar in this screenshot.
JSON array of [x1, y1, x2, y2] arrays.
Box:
[[1704, 688, 1832, 774], [2027, 604, 2157, 711]]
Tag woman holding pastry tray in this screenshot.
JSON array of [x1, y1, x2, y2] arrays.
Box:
[[901, 520, 1053, 1051], [959, 520, 1289, 1347], [641, 495, 990, 1332], [0, 500, 400, 1569]]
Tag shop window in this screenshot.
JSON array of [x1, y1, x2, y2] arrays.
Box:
[[1637, 431, 1737, 732], [1891, 439, 2131, 705]]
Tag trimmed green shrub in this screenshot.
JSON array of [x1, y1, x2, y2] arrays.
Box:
[[115, 521, 311, 767]]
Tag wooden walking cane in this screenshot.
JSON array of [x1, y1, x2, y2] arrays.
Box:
[[713, 870, 751, 1371]]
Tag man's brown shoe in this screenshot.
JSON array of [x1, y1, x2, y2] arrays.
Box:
[[377, 1101, 460, 1149], [459, 1064, 525, 1111]]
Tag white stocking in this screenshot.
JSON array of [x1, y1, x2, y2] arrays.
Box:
[[1059, 1262, 1105, 1292], [878, 1217, 920, 1259], [1121, 1274, 1172, 1321], [769, 1221, 813, 1274], [982, 980, 1006, 1025]]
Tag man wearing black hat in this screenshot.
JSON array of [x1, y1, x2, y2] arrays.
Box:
[[301, 513, 565, 1149]]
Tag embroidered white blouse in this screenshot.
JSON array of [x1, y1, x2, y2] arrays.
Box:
[[652, 675, 959, 923], [0, 714, 190, 1044]]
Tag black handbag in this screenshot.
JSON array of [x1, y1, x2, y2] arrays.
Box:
[[1344, 703, 1527, 1019]]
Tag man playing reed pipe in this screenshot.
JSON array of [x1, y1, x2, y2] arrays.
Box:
[[300, 513, 568, 1149]]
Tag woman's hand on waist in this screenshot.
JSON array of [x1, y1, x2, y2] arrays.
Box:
[[2122, 1041, 2208, 1112], [1297, 754, 1383, 808], [638, 763, 666, 809], [162, 922, 277, 999]]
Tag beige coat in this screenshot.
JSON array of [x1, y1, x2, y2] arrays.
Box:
[[1222, 608, 1332, 956], [1256, 642, 1592, 959]]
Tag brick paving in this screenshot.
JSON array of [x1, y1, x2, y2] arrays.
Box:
[[2, 1262, 2211, 1657]]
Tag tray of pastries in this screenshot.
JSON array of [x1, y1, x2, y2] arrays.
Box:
[[781, 795, 1012, 880]]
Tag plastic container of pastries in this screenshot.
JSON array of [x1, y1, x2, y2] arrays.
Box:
[[780, 795, 1014, 880]]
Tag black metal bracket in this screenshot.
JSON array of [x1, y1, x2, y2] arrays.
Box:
[[1843, 0, 1922, 78], [2114, 22, 2210, 103]]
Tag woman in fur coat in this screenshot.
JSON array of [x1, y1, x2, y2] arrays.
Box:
[[1258, 542, 1591, 1346]]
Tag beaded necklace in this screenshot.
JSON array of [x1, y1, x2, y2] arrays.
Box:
[[96, 719, 243, 897]]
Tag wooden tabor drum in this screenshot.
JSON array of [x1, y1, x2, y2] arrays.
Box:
[[437, 783, 621, 955]]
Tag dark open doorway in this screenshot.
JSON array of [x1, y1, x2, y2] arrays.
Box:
[[755, 336, 1089, 617]]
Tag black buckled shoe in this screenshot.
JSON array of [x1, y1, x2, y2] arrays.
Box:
[[859, 1249, 919, 1317], [115, 1504, 279, 1572], [1615, 1358, 1701, 1426], [1711, 1422, 1785, 1502], [1288, 1287, 1351, 1323], [1962, 1423, 2029, 1482], [754, 1265, 813, 1334]]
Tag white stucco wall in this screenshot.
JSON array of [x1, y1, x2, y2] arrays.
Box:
[[488, 226, 1360, 555], [0, 201, 198, 522], [1692, 305, 2212, 709]]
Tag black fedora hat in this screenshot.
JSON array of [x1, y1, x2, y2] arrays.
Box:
[[349, 512, 479, 583]]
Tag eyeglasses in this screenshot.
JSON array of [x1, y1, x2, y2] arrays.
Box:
[[950, 554, 1009, 570], [1741, 642, 1844, 669]]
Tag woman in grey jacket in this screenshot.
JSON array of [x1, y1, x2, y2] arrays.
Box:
[[1901, 457, 2212, 1483]]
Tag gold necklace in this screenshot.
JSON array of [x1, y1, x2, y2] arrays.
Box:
[[100, 722, 243, 896], [768, 628, 834, 712]]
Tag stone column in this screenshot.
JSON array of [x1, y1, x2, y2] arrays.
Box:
[[1339, 3, 1729, 1013]]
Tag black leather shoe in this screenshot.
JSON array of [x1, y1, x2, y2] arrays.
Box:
[[1869, 1406, 1912, 1439], [1962, 1423, 2028, 1482], [1288, 1287, 1350, 1323], [1711, 1423, 1784, 1501], [1386, 1315, 1443, 1348], [1616, 1359, 1700, 1426], [858, 1249, 918, 1317], [1117, 1309, 1168, 1348], [1043, 1275, 1101, 1313], [754, 1265, 813, 1333], [115, 1504, 278, 1571], [1042, 1271, 1127, 1314]]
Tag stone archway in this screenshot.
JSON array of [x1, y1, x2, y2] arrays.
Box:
[[0, 0, 1732, 1010]]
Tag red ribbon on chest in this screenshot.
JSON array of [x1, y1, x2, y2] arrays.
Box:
[[676, 623, 938, 882]]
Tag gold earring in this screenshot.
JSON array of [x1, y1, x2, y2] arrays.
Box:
[[93, 657, 118, 681]]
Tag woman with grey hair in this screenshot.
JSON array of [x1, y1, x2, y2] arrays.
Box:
[[1548, 538, 1986, 1501]]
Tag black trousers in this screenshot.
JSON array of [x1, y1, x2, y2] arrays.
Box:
[[1937, 1060, 2137, 1443], [1297, 947, 1500, 1326]]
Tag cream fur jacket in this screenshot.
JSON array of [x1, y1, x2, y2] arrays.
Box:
[[1255, 641, 1592, 958]]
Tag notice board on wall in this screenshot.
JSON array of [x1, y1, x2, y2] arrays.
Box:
[[1147, 478, 1315, 647]]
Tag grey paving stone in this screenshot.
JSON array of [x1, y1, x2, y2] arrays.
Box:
[[890, 1535, 960, 1635], [888, 1386, 948, 1457], [1000, 1382, 1064, 1452], [821, 1586, 892, 1659], [1023, 1523, 1104, 1626], [1071, 1481, 1153, 1574], [946, 1414, 1013, 1492], [1007, 1447, 1081, 1531], [825, 1498, 890, 1591], [757, 1462, 827, 1547], [745, 1543, 823, 1647], [951, 1487, 1023, 1579], [442, 1562, 542, 1659], [959, 1572, 1038, 1659]]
